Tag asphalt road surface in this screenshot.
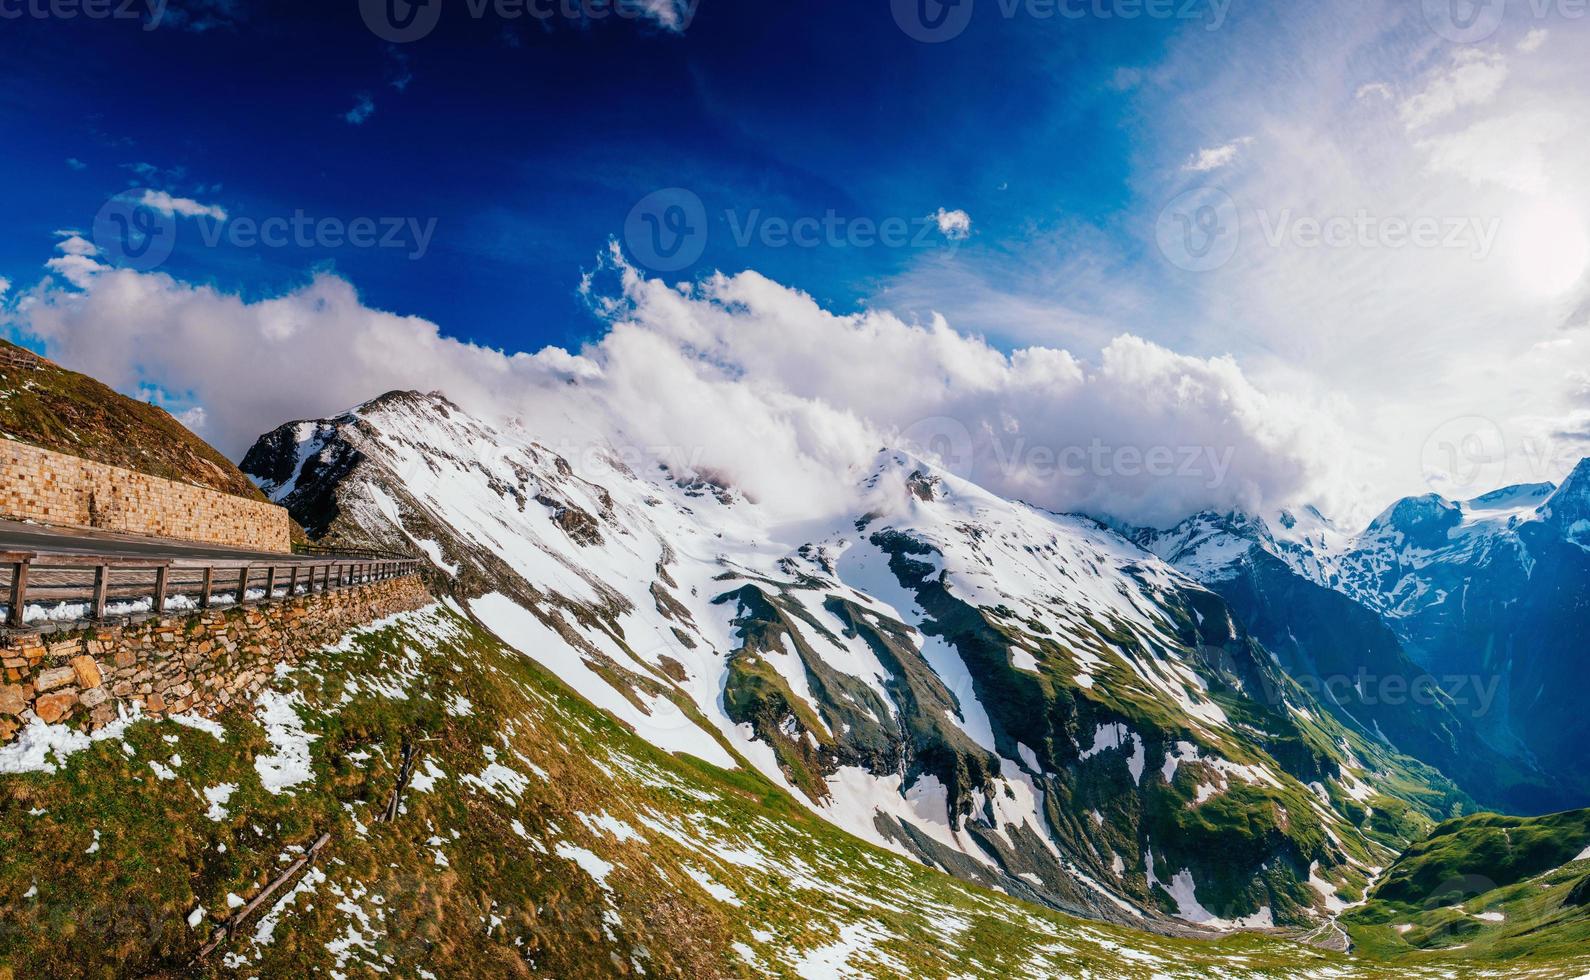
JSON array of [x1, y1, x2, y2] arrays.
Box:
[[0, 518, 337, 565]]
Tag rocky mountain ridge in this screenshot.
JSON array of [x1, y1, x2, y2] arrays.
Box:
[[241, 391, 1480, 933], [1136, 470, 1590, 815]]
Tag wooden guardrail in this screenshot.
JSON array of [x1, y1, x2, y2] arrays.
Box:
[[1, 552, 422, 630], [291, 542, 415, 561]]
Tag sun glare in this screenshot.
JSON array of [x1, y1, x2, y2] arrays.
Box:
[[1506, 198, 1590, 299]]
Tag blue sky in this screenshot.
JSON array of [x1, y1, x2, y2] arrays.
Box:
[[3, 0, 1589, 523], [0, 0, 1210, 350]]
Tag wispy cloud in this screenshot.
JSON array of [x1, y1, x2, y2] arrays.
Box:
[[1398, 49, 1508, 131], [139, 189, 228, 221], [386, 46, 413, 92], [344, 93, 376, 126], [1182, 137, 1253, 172], [1119, 3, 1590, 515], [633, 0, 699, 33], [1518, 28, 1549, 53]]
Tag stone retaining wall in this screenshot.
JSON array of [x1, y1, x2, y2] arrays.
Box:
[[0, 440, 292, 552], [0, 575, 431, 740]]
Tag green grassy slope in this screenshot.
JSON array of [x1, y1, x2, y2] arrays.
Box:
[[0, 339, 265, 499], [1346, 809, 1590, 967], [1, 603, 1586, 978]]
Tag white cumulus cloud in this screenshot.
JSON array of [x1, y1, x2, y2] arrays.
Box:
[[139, 190, 228, 221], [931, 208, 973, 240], [14, 243, 1340, 528]]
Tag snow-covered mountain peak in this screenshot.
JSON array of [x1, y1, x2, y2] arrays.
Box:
[[1539, 457, 1590, 532], [241, 393, 1477, 932], [1360, 493, 1463, 547], [1465, 481, 1557, 513]]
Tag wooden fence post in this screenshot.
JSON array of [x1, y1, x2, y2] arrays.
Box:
[[200, 567, 213, 609], [238, 567, 250, 604], [152, 566, 168, 615], [6, 559, 30, 628], [92, 564, 109, 619]]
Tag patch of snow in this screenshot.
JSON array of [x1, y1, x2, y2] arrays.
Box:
[[253, 690, 318, 794], [1307, 861, 1348, 913], [682, 865, 743, 906], [409, 758, 447, 793], [554, 842, 615, 891], [471, 593, 736, 769], [204, 784, 237, 822], [0, 705, 145, 774], [166, 713, 227, 740], [578, 810, 642, 843]]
